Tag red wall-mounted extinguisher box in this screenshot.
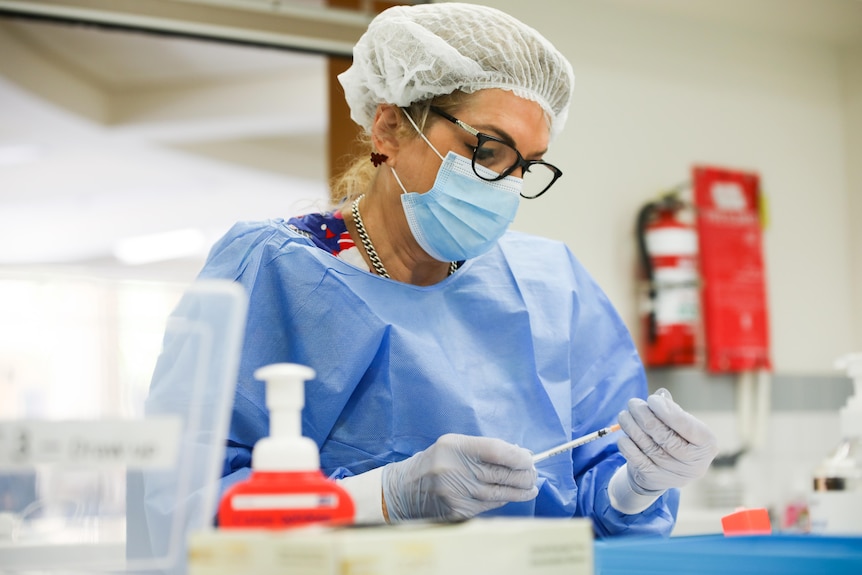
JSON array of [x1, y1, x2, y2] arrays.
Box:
[[693, 166, 771, 373], [637, 167, 772, 372], [636, 193, 700, 367]]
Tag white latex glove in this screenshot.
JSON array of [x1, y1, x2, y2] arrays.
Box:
[[382, 433, 538, 522], [609, 389, 718, 514]]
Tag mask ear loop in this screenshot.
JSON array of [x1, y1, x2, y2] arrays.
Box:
[[401, 109, 445, 161], [392, 108, 446, 194], [390, 166, 408, 194]]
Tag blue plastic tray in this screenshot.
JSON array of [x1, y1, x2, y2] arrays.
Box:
[[595, 533, 862, 574]]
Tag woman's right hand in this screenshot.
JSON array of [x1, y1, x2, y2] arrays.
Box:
[[382, 433, 538, 522]]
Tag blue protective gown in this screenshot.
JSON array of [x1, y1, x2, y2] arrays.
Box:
[[199, 217, 678, 537]]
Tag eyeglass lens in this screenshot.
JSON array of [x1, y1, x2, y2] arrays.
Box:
[[472, 138, 558, 199]]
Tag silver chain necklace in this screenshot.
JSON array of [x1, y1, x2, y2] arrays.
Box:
[[351, 194, 457, 279]]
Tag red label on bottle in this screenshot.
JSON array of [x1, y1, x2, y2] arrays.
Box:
[[218, 470, 355, 530]]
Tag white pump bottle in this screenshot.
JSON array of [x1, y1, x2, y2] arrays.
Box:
[[809, 353, 862, 535], [218, 363, 355, 529]]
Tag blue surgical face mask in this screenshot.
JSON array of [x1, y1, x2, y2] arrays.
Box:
[[393, 114, 522, 262]]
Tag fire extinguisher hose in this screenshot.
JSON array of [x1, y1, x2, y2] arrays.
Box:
[[636, 201, 659, 343]]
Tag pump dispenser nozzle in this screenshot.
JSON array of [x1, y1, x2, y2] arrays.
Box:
[[835, 353, 862, 439], [251, 363, 320, 472]]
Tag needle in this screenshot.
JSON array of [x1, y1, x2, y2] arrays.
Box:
[[532, 423, 622, 463]]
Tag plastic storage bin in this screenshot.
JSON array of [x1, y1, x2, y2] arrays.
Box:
[[0, 278, 247, 575]]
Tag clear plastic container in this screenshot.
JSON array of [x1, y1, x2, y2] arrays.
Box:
[[0, 277, 247, 574]]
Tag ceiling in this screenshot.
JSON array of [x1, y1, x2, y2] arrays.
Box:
[[0, 5, 332, 282], [1, 0, 861, 282]]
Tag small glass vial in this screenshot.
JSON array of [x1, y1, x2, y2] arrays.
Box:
[[809, 436, 862, 534]]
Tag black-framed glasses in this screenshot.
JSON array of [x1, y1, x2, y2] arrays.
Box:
[[430, 106, 562, 199]]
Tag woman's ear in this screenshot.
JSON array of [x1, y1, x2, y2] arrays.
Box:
[[370, 104, 402, 162]]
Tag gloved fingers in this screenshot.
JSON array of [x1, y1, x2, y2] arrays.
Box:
[[616, 436, 669, 495], [461, 476, 539, 503], [470, 461, 538, 491], [470, 482, 539, 503], [459, 434, 538, 491], [625, 397, 691, 456], [625, 391, 716, 461], [618, 401, 674, 464], [450, 434, 535, 470], [382, 434, 540, 523], [618, 392, 719, 493], [615, 433, 655, 471], [646, 391, 718, 450], [617, 430, 694, 492]]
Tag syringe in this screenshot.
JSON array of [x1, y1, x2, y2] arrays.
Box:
[[532, 423, 622, 463]]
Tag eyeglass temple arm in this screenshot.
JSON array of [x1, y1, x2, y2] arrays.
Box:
[[430, 107, 480, 137]]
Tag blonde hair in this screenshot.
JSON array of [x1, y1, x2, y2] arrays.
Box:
[[329, 91, 471, 208]]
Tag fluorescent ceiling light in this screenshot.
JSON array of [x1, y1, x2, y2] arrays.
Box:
[[113, 228, 206, 265]]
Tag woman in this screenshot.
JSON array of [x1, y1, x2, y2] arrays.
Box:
[[200, 3, 717, 537]]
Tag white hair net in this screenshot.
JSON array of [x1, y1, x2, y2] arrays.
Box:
[[338, 2, 575, 141]]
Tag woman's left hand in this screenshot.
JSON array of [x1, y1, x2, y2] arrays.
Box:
[[617, 389, 719, 494]]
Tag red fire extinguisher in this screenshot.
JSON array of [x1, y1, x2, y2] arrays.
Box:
[[636, 193, 700, 367]]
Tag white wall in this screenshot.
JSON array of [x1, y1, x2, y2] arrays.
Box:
[[463, 0, 859, 373], [844, 46, 862, 353]]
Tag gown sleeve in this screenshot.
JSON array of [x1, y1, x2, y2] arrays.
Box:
[[562, 247, 679, 537]]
